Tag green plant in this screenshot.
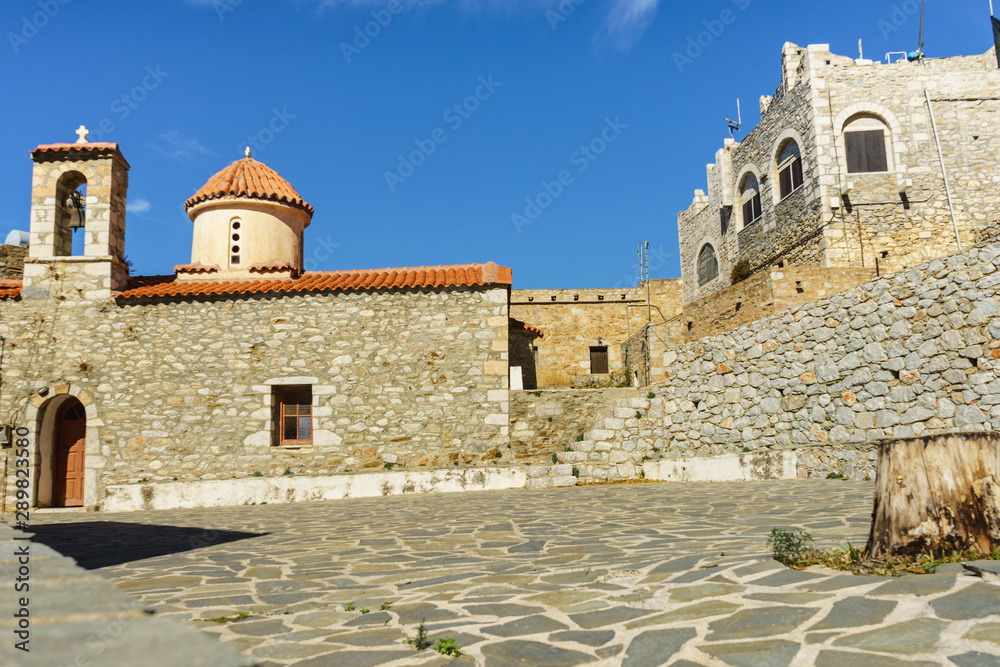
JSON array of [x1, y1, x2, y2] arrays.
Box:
[[172, 477, 178, 481], [434, 638, 462, 657], [547, 416, 553, 422], [827, 472, 845, 479], [564, 446, 572, 452], [742, 446, 751, 453], [206, 612, 253, 624], [635, 411, 643, 418], [344, 602, 356, 611], [767, 528, 814, 565], [494, 450, 503, 459], [533, 391, 542, 397], [260, 501, 267, 505], [652, 446, 661, 454], [138, 478, 148, 483], [384, 462, 395, 470], [359, 608, 370, 614], [380, 601, 393, 610], [551, 453, 559, 464], [251, 471, 263, 477], [730, 259, 752, 284], [647, 391, 656, 399], [92, 505, 100, 512], [405, 621, 431, 650], [282, 467, 293, 476], [576, 434, 584, 442], [572, 466, 580, 477]]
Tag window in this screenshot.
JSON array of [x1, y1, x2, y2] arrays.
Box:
[[230, 218, 242, 266], [845, 130, 888, 173], [276, 386, 312, 446], [698, 244, 719, 286], [590, 346, 609, 374], [740, 174, 762, 226], [777, 141, 804, 199], [843, 114, 890, 174]]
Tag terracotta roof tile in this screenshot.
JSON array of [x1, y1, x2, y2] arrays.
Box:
[[0, 280, 21, 300], [117, 262, 512, 300], [31, 143, 129, 168], [174, 263, 220, 275], [509, 318, 544, 337], [185, 157, 313, 217], [249, 261, 298, 274]]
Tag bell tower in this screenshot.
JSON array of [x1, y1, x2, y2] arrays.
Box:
[[23, 126, 130, 300]]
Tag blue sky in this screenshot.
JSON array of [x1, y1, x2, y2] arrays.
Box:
[[0, 0, 993, 288]]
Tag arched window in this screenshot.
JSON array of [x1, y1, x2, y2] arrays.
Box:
[[55, 172, 87, 257], [740, 173, 762, 226], [844, 113, 889, 174], [698, 244, 718, 286], [777, 140, 803, 200]]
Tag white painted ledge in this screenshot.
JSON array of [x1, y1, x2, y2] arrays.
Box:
[[643, 451, 797, 482], [102, 467, 529, 512]]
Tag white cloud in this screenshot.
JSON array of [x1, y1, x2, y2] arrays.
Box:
[[596, 0, 659, 51], [127, 198, 152, 214], [149, 131, 218, 161], [184, 0, 659, 50]]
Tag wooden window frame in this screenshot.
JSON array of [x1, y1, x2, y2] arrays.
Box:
[[778, 156, 803, 200], [275, 386, 313, 447], [590, 346, 609, 375], [845, 129, 889, 174]]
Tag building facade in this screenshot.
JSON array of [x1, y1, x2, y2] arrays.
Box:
[[0, 138, 512, 509], [679, 43, 1000, 306]]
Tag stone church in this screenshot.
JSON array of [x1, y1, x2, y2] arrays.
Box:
[[0, 134, 512, 509]]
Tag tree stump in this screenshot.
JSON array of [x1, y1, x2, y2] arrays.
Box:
[[865, 433, 1000, 560]]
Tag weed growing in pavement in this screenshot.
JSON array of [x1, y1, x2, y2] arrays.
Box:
[[380, 601, 393, 610], [435, 638, 462, 656], [769, 528, 1000, 576], [826, 472, 845, 479], [405, 621, 431, 650], [344, 602, 356, 611], [206, 612, 254, 624]]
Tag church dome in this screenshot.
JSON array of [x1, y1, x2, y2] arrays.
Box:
[[184, 154, 313, 218]]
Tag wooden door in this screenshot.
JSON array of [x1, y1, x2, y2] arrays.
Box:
[[53, 401, 86, 507]]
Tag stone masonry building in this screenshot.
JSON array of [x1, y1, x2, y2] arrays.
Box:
[[0, 136, 512, 509], [679, 43, 1000, 309]]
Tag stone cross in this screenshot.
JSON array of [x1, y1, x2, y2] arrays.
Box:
[[245, 146, 252, 159], [75, 125, 90, 144]]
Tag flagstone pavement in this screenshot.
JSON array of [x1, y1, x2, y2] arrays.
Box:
[[24, 481, 1000, 666]]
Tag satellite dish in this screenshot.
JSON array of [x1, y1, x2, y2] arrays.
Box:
[[4, 230, 29, 248]]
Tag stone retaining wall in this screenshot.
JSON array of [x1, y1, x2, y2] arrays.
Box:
[[556, 240, 1000, 483]]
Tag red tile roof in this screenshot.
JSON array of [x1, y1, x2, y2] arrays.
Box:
[[174, 263, 220, 275], [31, 143, 130, 167], [184, 157, 314, 217], [249, 261, 298, 275], [0, 280, 21, 299], [509, 318, 544, 337], [117, 263, 512, 300]]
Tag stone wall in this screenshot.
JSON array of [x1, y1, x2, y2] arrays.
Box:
[[0, 284, 510, 507], [0, 245, 27, 280], [509, 388, 641, 462], [678, 43, 1000, 307], [509, 280, 682, 388], [563, 239, 1000, 483], [684, 266, 877, 341]]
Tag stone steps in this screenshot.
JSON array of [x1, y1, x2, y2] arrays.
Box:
[[554, 396, 670, 483]]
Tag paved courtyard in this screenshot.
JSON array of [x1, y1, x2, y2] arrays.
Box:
[[25, 481, 1000, 666]]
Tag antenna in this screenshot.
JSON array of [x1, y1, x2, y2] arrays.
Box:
[[918, 0, 926, 62], [725, 99, 742, 140]]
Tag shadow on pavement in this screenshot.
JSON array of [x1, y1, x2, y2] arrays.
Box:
[[24, 522, 267, 569]]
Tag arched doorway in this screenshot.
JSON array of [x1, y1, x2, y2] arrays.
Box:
[[49, 399, 86, 507]]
